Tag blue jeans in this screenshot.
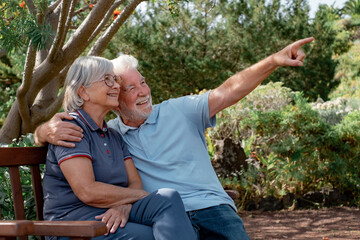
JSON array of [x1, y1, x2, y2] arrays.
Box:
[[54, 188, 196, 240], [187, 204, 249, 240]]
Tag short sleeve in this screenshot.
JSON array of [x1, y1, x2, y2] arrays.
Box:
[[52, 123, 92, 165], [169, 91, 216, 130]]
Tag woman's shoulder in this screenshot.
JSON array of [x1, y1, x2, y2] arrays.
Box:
[[66, 112, 87, 129]]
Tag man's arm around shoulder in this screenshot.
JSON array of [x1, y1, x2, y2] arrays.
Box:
[[34, 112, 83, 148]]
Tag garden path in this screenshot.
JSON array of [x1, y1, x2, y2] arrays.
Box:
[[240, 207, 360, 239]]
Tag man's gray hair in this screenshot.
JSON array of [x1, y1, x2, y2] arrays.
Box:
[[63, 56, 113, 112], [111, 54, 138, 75]]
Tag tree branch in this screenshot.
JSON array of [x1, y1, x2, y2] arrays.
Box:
[[22, 0, 136, 114], [24, 0, 114, 102], [45, 90, 65, 121], [61, 0, 115, 58], [87, 0, 125, 44], [73, 0, 98, 16], [17, 43, 37, 132], [30, 64, 69, 129], [35, 0, 47, 25], [48, 0, 72, 62], [0, 101, 22, 143], [61, 0, 77, 47], [88, 0, 147, 56], [58, 65, 71, 86], [31, 87, 65, 129], [48, 0, 63, 14], [25, 0, 38, 19]]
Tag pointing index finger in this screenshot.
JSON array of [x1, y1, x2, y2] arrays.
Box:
[[292, 37, 314, 50]]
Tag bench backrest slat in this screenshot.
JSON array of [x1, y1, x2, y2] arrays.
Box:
[[0, 147, 47, 167], [31, 165, 44, 220], [0, 147, 47, 221], [8, 166, 26, 220]]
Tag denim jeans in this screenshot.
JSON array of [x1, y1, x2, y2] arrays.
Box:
[[187, 204, 250, 240], [53, 188, 196, 240]]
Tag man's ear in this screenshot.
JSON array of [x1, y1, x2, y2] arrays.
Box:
[[78, 86, 90, 101]]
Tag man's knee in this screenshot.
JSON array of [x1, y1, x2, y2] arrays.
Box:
[[156, 188, 182, 204]]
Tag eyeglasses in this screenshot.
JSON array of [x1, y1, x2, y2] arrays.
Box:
[[95, 74, 121, 87]]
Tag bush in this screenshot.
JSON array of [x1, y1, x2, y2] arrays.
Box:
[[209, 82, 360, 208], [333, 111, 360, 191], [311, 97, 360, 125], [330, 41, 360, 99]]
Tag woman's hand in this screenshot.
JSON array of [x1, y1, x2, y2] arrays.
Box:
[[95, 204, 132, 235]]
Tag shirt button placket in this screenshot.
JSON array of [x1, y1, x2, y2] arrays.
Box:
[[104, 143, 110, 154], [100, 133, 110, 154]]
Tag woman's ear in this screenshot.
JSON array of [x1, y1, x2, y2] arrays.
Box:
[[78, 86, 90, 101]]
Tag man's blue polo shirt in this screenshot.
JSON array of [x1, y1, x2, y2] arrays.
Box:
[[43, 109, 131, 221], [108, 91, 235, 211]]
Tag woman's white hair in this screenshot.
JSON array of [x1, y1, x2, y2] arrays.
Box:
[[111, 54, 138, 75], [63, 56, 113, 112]]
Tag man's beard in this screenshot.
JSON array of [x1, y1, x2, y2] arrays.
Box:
[[118, 97, 153, 125]]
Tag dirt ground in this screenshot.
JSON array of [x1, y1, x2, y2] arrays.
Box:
[[239, 207, 360, 240]]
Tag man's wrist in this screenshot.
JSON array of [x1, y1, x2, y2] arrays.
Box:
[[34, 123, 48, 146], [268, 53, 279, 68]]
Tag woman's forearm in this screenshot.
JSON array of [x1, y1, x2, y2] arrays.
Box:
[[76, 181, 149, 208], [60, 157, 149, 208]]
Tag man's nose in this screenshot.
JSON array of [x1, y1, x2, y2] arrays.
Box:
[[137, 86, 147, 96]]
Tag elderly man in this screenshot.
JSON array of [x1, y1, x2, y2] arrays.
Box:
[[35, 37, 314, 239]]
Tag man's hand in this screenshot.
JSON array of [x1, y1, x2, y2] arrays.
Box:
[[95, 204, 132, 235], [272, 37, 314, 67], [34, 112, 83, 148]]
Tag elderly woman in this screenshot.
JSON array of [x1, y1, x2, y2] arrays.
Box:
[[43, 56, 196, 240]]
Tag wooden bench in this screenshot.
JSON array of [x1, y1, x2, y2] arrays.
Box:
[[0, 147, 107, 240]]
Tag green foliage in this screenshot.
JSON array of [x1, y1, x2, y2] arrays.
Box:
[[0, 165, 40, 220], [333, 111, 360, 189], [311, 97, 360, 125], [0, 167, 13, 219], [205, 131, 215, 159], [0, 0, 54, 52], [344, 0, 360, 16], [330, 41, 360, 99], [6, 133, 35, 147], [301, 4, 339, 100], [0, 0, 51, 128], [209, 82, 360, 208], [0, 164, 39, 220], [110, 0, 339, 102], [0, 51, 26, 128], [0, 82, 19, 127]]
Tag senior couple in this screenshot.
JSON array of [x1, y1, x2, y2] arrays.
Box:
[[36, 37, 314, 239]]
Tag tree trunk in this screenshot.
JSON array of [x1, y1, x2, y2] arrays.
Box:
[[0, 101, 22, 143]]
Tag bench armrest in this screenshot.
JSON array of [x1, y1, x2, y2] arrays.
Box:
[[33, 221, 107, 237], [0, 220, 33, 237]]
